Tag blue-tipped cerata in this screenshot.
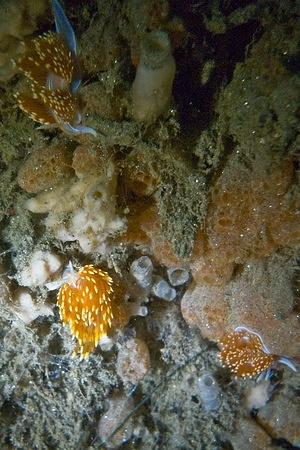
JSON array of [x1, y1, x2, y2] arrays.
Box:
[[62, 122, 98, 137], [51, 0, 81, 92], [70, 77, 81, 94], [52, 0, 77, 55]]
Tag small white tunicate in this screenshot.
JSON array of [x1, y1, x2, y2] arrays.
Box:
[[130, 256, 153, 289], [99, 336, 114, 352], [198, 372, 221, 412], [131, 31, 176, 123], [151, 277, 176, 301], [137, 306, 148, 317], [167, 267, 189, 286]]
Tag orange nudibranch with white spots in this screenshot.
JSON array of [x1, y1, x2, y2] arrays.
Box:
[[218, 326, 297, 379], [15, 32, 96, 137], [17, 32, 77, 91], [14, 0, 97, 137], [57, 263, 127, 359], [15, 86, 81, 129]]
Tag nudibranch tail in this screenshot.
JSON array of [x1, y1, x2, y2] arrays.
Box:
[[278, 356, 297, 372], [234, 326, 271, 355], [52, 0, 77, 55], [61, 122, 98, 137]]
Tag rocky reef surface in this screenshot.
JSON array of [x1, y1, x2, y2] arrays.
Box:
[[0, 0, 299, 449]]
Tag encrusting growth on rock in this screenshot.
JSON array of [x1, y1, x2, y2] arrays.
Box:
[[190, 158, 299, 287], [17, 145, 73, 193], [57, 264, 126, 359]]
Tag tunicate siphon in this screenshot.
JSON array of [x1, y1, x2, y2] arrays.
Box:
[[151, 277, 176, 301], [197, 371, 221, 412], [131, 30, 175, 123], [130, 256, 153, 289], [167, 267, 189, 286]]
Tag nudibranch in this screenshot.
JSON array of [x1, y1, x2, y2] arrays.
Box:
[[218, 326, 297, 379], [15, 0, 96, 137], [57, 263, 127, 359], [52, 0, 77, 56], [51, 0, 81, 93], [17, 32, 76, 91], [15, 86, 96, 136]]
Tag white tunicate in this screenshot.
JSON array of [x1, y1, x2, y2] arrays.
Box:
[[137, 306, 148, 317], [151, 277, 176, 301], [130, 256, 153, 289], [127, 300, 149, 318], [132, 30, 176, 123], [99, 336, 114, 352], [167, 267, 189, 286], [198, 372, 221, 412]]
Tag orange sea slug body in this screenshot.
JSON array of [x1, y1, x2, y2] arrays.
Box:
[[219, 326, 297, 379], [15, 32, 81, 128], [15, 3, 97, 137], [57, 264, 115, 358], [17, 32, 75, 89]]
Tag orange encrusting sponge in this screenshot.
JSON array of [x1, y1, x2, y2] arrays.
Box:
[[57, 265, 114, 359]]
